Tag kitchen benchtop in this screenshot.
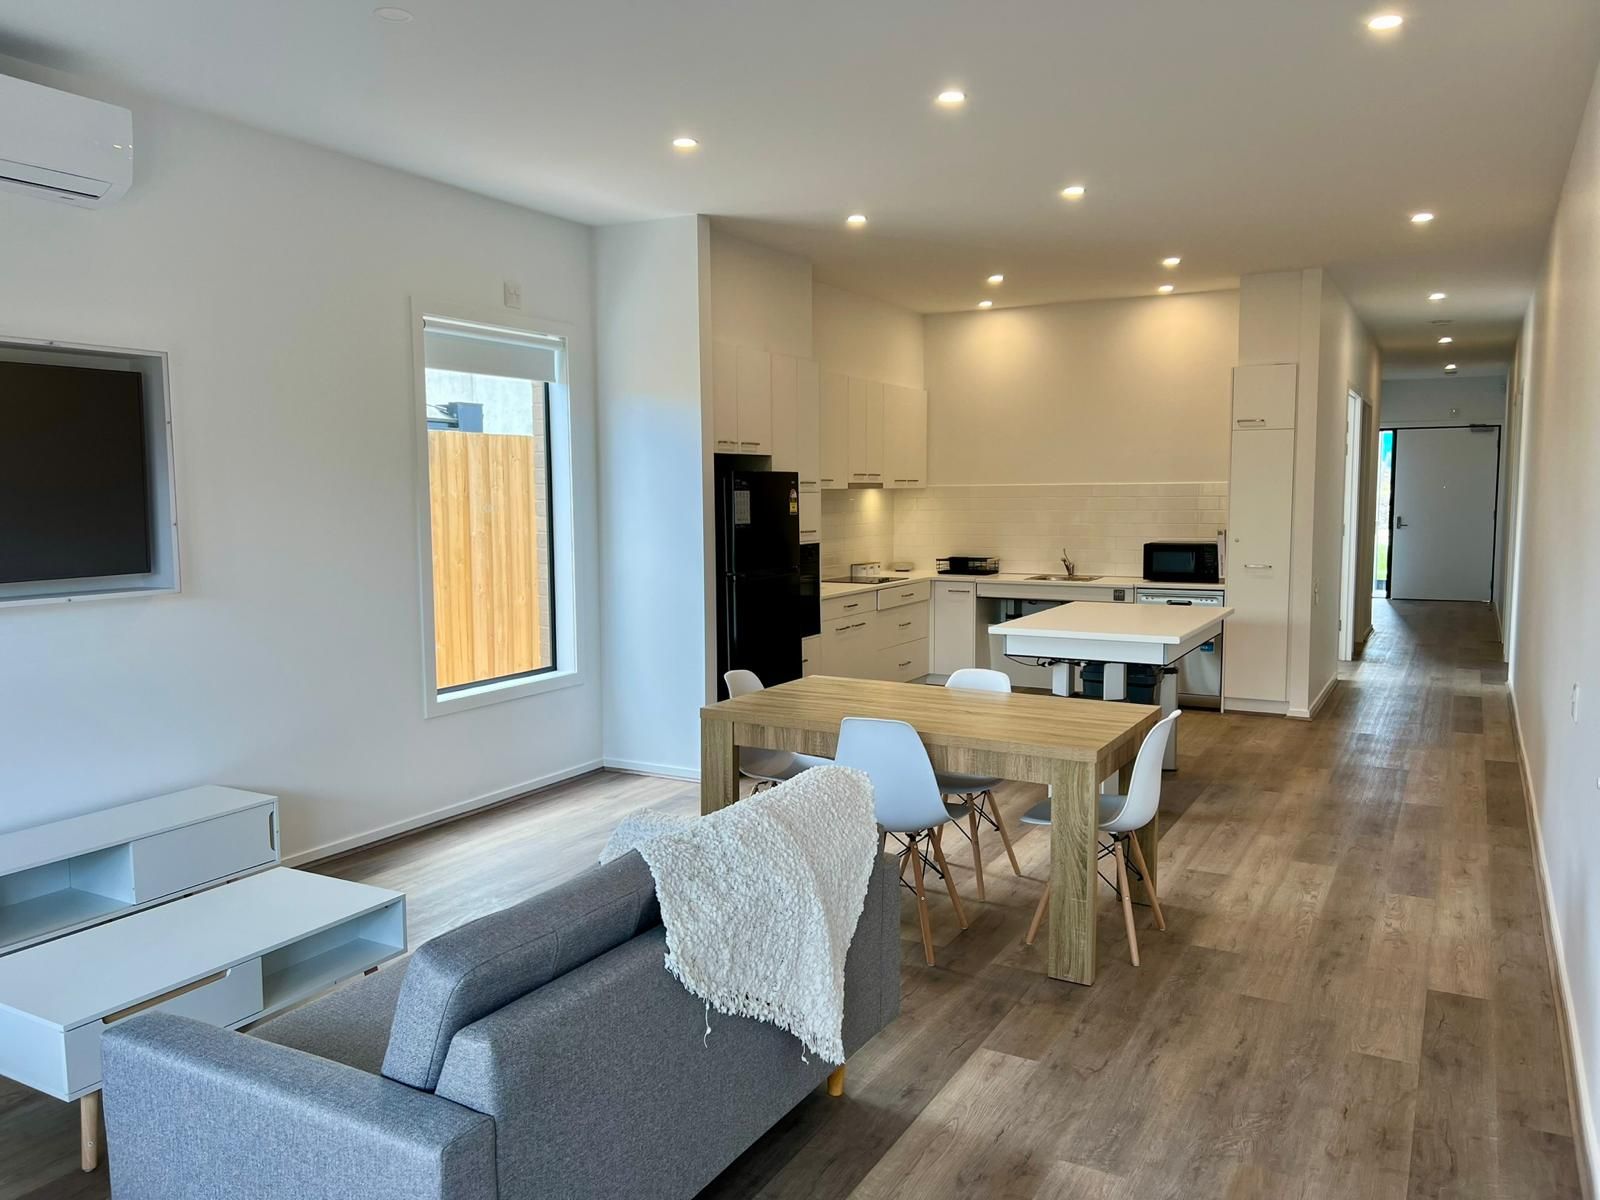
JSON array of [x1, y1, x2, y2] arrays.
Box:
[[819, 572, 1226, 601]]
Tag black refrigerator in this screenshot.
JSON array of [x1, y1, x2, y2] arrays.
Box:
[[715, 466, 802, 696]]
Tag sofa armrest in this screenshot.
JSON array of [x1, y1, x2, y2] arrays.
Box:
[[101, 1012, 496, 1200]]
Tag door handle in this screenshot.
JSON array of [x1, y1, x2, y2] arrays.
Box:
[[1236, 418, 1267, 427], [1243, 563, 1272, 569], [1395, 516, 1408, 528]]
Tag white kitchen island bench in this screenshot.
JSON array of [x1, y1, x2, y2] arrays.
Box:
[[990, 600, 1233, 767]]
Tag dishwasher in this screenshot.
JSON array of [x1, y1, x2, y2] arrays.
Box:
[[1135, 588, 1224, 709]]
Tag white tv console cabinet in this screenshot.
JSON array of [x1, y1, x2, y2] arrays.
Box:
[[0, 867, 405, 1171], [0, 786, 280, 956]]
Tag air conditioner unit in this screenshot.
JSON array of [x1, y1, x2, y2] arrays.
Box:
[[0, 74, 133, 207]]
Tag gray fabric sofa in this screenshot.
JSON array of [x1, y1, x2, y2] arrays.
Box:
[[99, 849, 902, 1200]]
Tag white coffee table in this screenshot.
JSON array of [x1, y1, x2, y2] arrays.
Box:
[[0, 867, 405, 1171]]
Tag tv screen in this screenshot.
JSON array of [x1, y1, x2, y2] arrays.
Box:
[[0, 360, 152, 584]]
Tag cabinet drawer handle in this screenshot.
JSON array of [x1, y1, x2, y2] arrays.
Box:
[[843, 602, 860, 610], [852, 621, 868, 629], [900, 591, 915, 598], [898, 660, 912, 668], [1235, 418, 1267, 427], [741, 441, 760, 447], [820, 477, 835, 483], [898, 620, 912, 629], [1243, 562, 1273, 569], [801, 529, 818, 537], [945, 587, 972, 594], [867, 473, 881, 478]]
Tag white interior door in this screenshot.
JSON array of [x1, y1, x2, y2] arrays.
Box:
[[1390, 426, 1499, 601]]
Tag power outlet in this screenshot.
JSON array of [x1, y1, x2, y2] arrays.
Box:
[[503, 280, 522, 309]]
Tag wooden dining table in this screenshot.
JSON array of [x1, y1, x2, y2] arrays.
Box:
[[700, 675, 1161, 986]]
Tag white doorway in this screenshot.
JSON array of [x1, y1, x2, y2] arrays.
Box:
[[1389, 425, 1501, 601], [1338, 389, 1367, 660]]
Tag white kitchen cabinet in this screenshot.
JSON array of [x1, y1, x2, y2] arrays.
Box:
[[736, 345, 773, 454], [799, 489, 820, 544], [801, 635, 820, 678], [819, 371, 849, 489], [847, 377, 884, 483], [817, 609, 879, 676], [769, 352, 798, 472], [877, 639, 930, 683], [884, 384, 928, 488], [1225, 427, 1294, 702], [878, 601, 930, 646], [930, 580, 979, 676], [796, 359, 820, 490], [712, 340, 739, 453], [1231, 363, 1297, 431]]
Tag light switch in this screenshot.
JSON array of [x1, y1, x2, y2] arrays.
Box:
[[503, 280, 522, 309]]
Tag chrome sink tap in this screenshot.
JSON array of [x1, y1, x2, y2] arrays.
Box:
[[1061, 548, 1076, 576]]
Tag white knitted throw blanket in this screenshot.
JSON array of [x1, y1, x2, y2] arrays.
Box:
[[600, 765, 878, 1064]]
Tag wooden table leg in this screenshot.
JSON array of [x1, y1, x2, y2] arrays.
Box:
[[700, 716, 739, 815], [1047, 759, 1099, 985], [80, 1091, 101, 1172]]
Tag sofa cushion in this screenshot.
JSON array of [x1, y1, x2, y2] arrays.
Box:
[[382, 850, 660, 1090], [252, 958, 410, 1074]]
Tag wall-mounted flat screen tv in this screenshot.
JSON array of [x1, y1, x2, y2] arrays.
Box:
[[0, 360, 152, 584]]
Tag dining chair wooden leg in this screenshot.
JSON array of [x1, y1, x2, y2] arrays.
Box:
[[908, 835, 937, 966], [1114, 837, 1140, 967], [1025, 880, 1050, 946], [987, 791, 1023, 877], [965, 808, 986, 901], [930, 827, 969, 929], [1126, 826, 1166, 931]]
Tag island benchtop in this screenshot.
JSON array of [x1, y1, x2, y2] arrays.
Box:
[[989, 600, 1234, 644]]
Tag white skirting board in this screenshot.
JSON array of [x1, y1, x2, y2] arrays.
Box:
[[1510, 690, 1597, 1195], [281, 759, 604, 867], [602, 758, 700, 782]]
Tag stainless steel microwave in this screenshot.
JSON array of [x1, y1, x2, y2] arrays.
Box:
[[1143, 541, 1221, 584]]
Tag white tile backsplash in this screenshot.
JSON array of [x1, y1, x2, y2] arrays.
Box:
[[822, 481, 1228, 578]]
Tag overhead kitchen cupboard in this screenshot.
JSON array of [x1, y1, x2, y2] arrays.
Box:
[[819, 371, 849, 489], [711, 340, 773, 455], [847, 377, 885, 483], [1224, 362, 1297, 708], [884, 384, 928, 487]]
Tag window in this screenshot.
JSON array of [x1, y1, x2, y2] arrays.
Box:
[[416, 313, 573, 712]]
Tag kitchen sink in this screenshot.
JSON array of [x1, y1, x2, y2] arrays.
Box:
[[1026, 574, 1103, 582]]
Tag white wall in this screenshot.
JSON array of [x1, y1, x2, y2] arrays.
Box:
[[1382, 375, 1508, 427], [595, 216, 708, 778], [813, 281, 925, 387], [707, 231, 811, 358], [1509, 57, 1600, 1170], [1309, 275, 1380, 707], [0, 62, 602, 858], [922, 290, 1238, 486]]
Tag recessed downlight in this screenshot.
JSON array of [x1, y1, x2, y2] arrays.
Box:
[[373, 6, 413, 20], [671, 136, 699, 150], [1411, 211, 1435, 225], [1438, 336, 1453, 344], [1162, 256, 1182, 268], [1158, 284, 1175, 294], [977, 300, 993, 309], [1060, 184, 1087, 200], [987, 273, 1004, 284], [1367, 14, 1404, 32], [845, 213, 868, 228], [936, 89, 967, 107], [1429, 291, 1447, 301], [1444, 364, 1458, 372]]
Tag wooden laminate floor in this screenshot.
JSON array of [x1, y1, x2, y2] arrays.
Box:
[[1, 602, 1581, 1199]]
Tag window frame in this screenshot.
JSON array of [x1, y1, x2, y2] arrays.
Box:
[[410, 300, 582, 718]]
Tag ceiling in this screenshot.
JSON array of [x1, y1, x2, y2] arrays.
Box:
[[4, 0, 1598, 374]]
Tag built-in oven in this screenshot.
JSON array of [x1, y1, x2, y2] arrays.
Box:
[[798, 542, 820, 637], [1143, 540, 1221, 585]]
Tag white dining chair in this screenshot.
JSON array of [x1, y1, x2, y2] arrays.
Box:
[[934, 668, 1022, 901], [1021, 710, 1178, 965], [834, 716, 970, 966], [723, 670, 831, 790]]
